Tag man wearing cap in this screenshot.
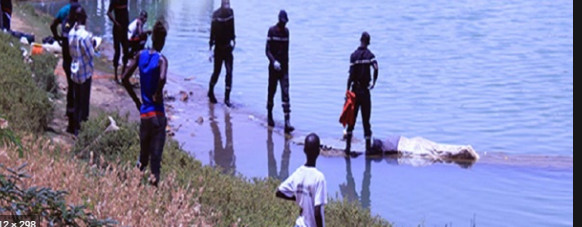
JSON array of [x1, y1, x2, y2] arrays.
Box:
[[345, 32, 379, 155], [266, 10, 294, 133], [209, 0, 236, 107]]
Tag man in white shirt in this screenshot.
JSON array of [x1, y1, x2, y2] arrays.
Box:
[[276, 133, 327, 227]]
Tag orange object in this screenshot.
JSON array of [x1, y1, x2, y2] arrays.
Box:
[[31, 43, 44, 55], [339, 90, 356, 128]]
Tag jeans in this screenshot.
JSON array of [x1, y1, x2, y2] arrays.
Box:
[[267, 64, 290, 113], [139, 115, 167, 183]]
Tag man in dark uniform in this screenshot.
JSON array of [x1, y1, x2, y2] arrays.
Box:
[[208, 0, 236, 107], [1, 0, 12, 31], [50, 0, 82, 134], [345, 32, 379, 155], [107, 0, 130, 83], [265, 10, 294, 133]]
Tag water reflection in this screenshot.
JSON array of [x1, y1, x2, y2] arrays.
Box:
[[208, 104, 236, 175], [267, 129, 291, 181], [339, 157, 377, 210]]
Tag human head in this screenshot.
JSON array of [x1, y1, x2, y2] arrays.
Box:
[[221, 0, 230, 8], [75, 7, 87, 25], [152, 20, 167, 52], [360, 31, 371, 46], [139, 10, 148, 22], [371, 138, 384, 154], [304, 133, 321, 162], [278, 10, 288, 26]]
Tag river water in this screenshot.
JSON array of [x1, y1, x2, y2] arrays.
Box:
[[34, 0, 573, 226]]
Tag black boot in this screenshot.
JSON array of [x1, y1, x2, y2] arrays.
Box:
[[267, 110, 275, 127], [284, 114, 295, 133], [207, 84, 217, 104], [224, 89, 232, 107], [365, 137, 381, 156], [344, 133, 352, 156]]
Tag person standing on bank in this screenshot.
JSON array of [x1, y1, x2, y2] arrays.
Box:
[[276, 133, 327, 227], [50, 0, 82, 134], [345, 32, 378, 155], [107, 0, 130, 83], [208, 0, 236, 107], [265, 10, 294, 133], [67, 7, 94, 136], [122, 20, 168, 186]]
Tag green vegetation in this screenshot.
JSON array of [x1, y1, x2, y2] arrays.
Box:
[[0, 33, 55, 133], [75, 112, 392, 226]]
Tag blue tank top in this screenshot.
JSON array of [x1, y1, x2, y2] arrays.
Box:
[[139, 50, 165, 114]]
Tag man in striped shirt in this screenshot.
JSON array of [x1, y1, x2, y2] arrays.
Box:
[[68, 7, 94, 135], [345, 32, 379, 156]]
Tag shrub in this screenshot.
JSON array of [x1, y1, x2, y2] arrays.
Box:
[[0, 163, 117, 226], [0, 33, 56, 133]]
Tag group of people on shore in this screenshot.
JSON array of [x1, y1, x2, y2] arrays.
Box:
[[43, 0, 483, 226], [47, 0, 373, 226]]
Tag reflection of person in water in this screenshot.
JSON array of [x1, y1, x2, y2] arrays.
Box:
[[339, 157, 373, 209], [209, 104, 236, 175], [267, 129, 291, 180]]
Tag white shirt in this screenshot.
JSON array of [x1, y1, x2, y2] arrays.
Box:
[[278, 165, 328, 227]]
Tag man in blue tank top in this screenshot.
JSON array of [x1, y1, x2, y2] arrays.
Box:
[[122, 20, 168, 186]]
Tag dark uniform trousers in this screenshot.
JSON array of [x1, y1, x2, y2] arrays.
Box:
[[347, 86, 372, 139], [210, 45, 234, 94], [267, 64, 291, 114]]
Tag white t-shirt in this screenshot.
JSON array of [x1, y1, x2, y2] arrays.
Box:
[[278, 165, 328, 227]]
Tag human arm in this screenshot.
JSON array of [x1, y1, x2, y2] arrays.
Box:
[[370, 61, 378, 90], [230, 10, 236, 49], [50, 18, 61, 42], [209, 17, 216, 50], [107, 1, 120, 28], [276, 173, 296, 201], [153, 55, 168, 104], [315, 205, 324, 227], [122, 53, 141, 111], [265, 28, 276, 63], [314, 175, 328, 227], [275, 190, 296, 201]]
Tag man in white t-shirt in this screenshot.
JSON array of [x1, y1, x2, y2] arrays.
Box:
[[276, 133, 327, 227]]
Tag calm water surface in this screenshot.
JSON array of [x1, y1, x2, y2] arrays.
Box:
[[35, 0, 573, 226]]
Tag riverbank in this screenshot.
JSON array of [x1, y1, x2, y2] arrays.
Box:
[[3, 2, 392, 226]]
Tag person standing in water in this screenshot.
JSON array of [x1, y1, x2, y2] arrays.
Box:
[[208, 0, 236, 107], [266, 10, 294, 133], [345, 32, 379, 155]]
